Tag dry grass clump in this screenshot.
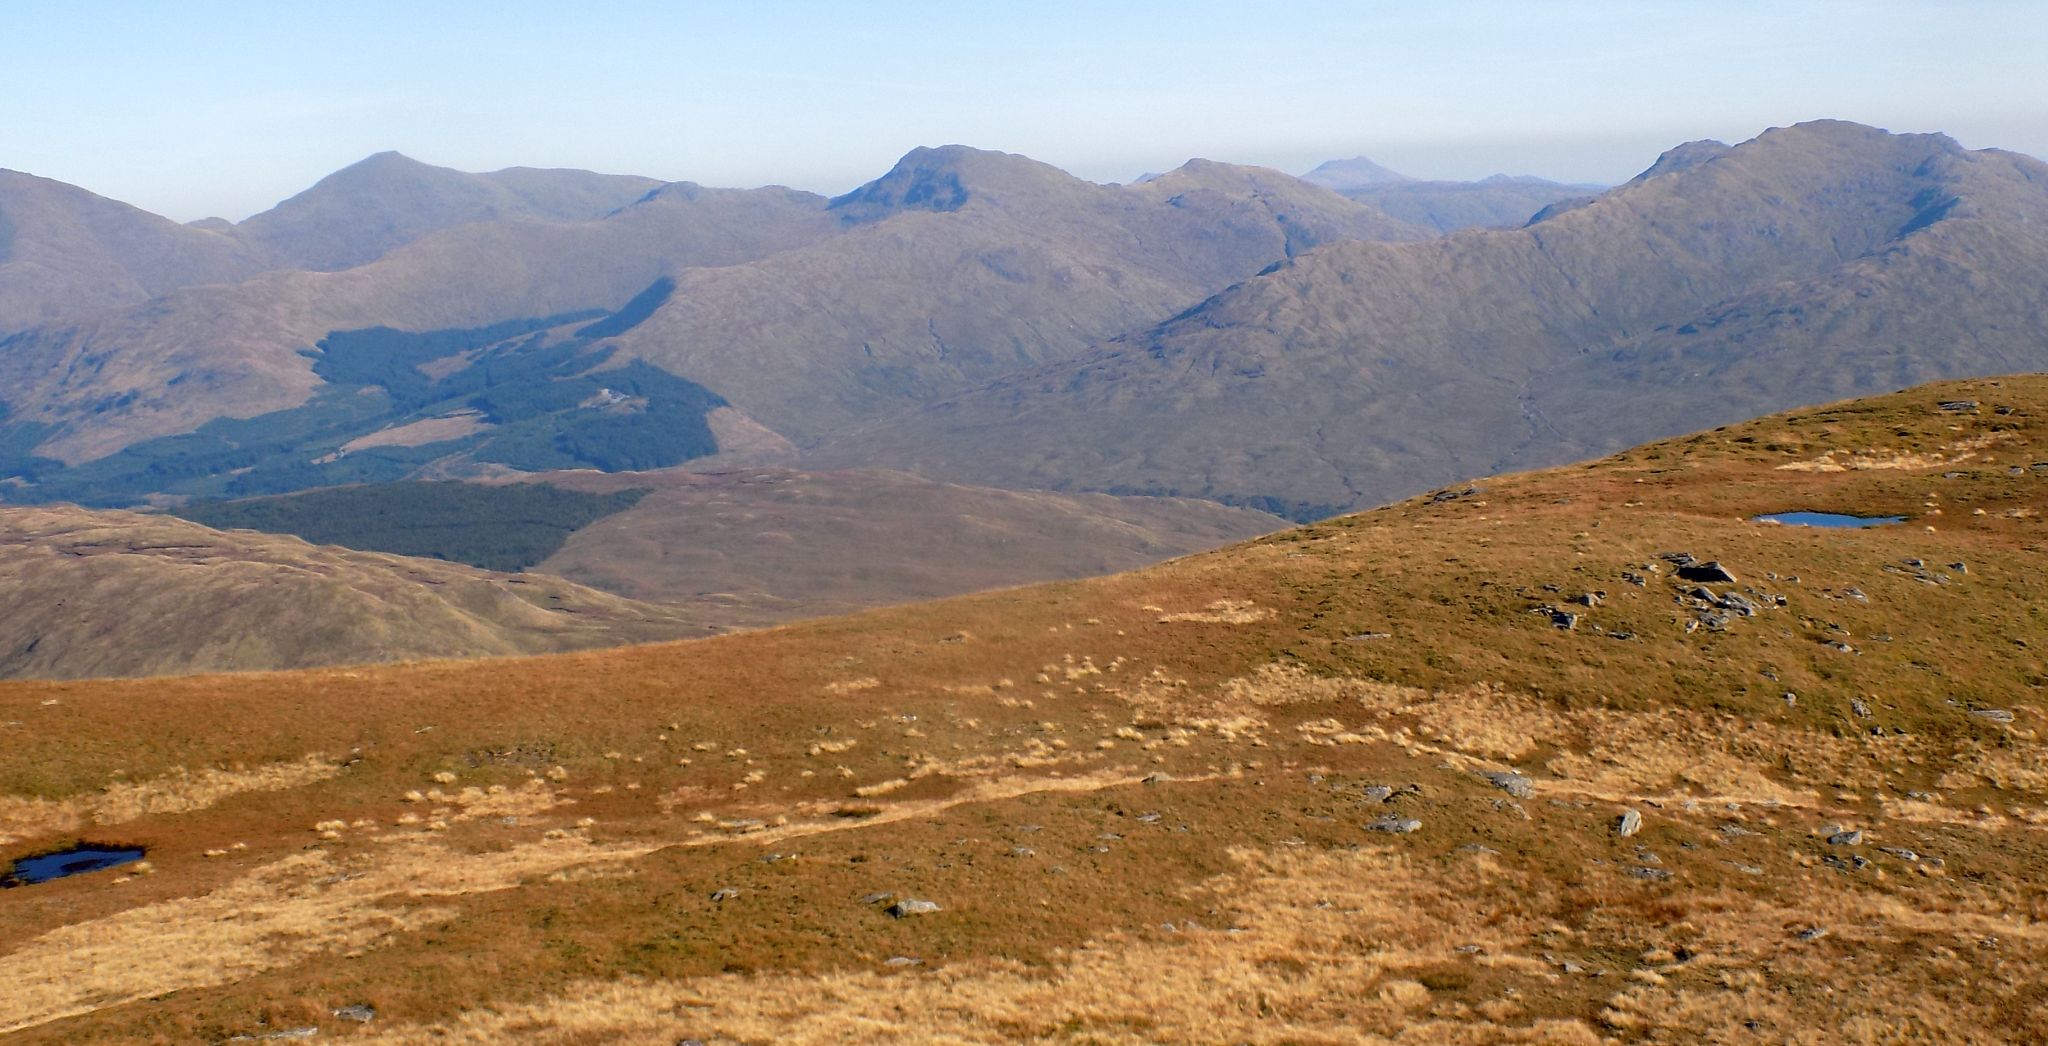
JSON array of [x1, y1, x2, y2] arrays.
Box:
[[0, 754, 338, 845], [1156, 598, 1276, 624]]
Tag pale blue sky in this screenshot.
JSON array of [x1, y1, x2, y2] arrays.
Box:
[[5, 0, 2045, 221]]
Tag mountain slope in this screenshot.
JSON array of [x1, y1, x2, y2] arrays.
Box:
[[0, 182, 839, 465], [2, 377, 2042, 1041], [0, 170, 272, 330], [230, 152, 666, 270], [600, 148, 1430, 445], [827, 121, 2048, 518], [159, 468, 1282, 630], [528, 467, 1282, 624], [0, 505, 705, 680]]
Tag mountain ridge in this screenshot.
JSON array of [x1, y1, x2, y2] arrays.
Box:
[[816, 121, 2048, 518]]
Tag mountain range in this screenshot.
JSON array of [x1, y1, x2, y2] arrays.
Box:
[[7, 121, 2044, 527], [3, 120, 2046, 627], [828, 121, 2048, 517]]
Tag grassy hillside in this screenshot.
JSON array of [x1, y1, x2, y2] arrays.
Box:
[[1, 376, 2043, 1041], [0, 506, 709, 681]]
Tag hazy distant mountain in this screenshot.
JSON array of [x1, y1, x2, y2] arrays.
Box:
[[822, 121, 2048, 518], [230, 151, 666, 270], [1304, 154, 1602, 232], [1299, 154, 1412, 190], [0, 504, 702, 680], [1348, 174, 1605, 233], [0, 169, 272, 330]]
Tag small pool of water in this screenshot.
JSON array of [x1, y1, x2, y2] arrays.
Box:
[[1752, 512, 1905, 529], [3, 846, 146, 886]]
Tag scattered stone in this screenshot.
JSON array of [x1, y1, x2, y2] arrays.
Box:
[[884, 956, 924, 967], [1950, 561, 1968, 574], [1972, 709, 2016, 723], [1136, 812, 1162, 823], [1142, 772, 1173, 785], [1366, 816, 1423, 834], [1572, 591, 1605, 607], [1827, 829, 1864, 846], [1457, 843, 1500, 855], [1627, 866, 1674, 881], [860, 891, 895, 905], [1011, 846, 1036, 857], [1783, 691, 1797, 707], [1616, 809, 1643, 838], [887, 898, 941, 918], [710, 887, 739, 902], [1550, 609, 1579, 631], [1878, 847, 1921, 862], [1481, 771, 1536, 799], [1343, 632, 1393, 642], [1677, 561, 1738, 584], [1851, 698, 1872, 719], [1796, 927, 1829, 941], [1361, 785, 1394, 803], [333, 1005, 376, 1024], [1938, 400, 1979, 413]]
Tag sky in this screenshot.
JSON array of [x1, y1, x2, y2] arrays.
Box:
[[4, 0, 2046, 221]]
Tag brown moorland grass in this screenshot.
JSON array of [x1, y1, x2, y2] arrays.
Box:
[[0, 376, 2045, 1042]]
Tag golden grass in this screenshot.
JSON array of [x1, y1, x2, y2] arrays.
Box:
[[0, 754, 338, 846]]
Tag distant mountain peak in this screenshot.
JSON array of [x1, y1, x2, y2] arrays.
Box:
[[829, 145, 1081, 222], [1628, 139, 1732, 183], [1301, 156, 1413, 191]]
